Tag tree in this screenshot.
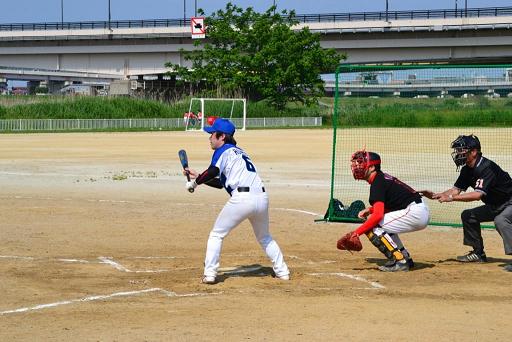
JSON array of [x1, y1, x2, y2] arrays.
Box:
[[165, 3, 343, 109]]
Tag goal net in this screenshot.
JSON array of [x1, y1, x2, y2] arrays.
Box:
[[326, 64, 512, 227], [184, 98, 247, 132]]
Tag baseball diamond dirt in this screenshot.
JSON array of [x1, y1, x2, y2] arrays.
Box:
[[1, 129, 511, 341]]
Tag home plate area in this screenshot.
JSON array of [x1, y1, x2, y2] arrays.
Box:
[[0, 253, 387, 316]]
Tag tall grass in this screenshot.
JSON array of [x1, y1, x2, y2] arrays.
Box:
[[3, 95, 510, 127], [0, 95, 329, 120], [337, 97, 512, 127]]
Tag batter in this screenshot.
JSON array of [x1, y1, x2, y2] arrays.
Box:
[[183, 118, 290, 284]]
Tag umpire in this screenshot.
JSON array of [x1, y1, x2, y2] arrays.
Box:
[[422, 135, 512, 270]]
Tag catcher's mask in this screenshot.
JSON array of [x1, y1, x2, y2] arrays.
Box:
[[450, 135, 481, 170], [351, 151, 381, 180]]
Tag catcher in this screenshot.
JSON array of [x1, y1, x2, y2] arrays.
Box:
[[337, 151, 430, 272]]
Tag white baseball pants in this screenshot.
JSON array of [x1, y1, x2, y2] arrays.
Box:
[[373, 200, 430, 255], [204, 191, 290, 279]]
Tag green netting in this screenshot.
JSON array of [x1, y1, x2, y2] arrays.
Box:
[[327, 64, 512, 227]]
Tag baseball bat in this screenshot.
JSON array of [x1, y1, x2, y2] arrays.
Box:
[[178, 149, 194, 193]]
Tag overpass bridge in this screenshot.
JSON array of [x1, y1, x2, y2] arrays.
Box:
[[1, 6, 512, 88]]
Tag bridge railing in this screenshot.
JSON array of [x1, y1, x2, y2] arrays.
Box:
[[0, 117, 323, 131], [1, 7, 512, 31], [293, 7, 512, 23]]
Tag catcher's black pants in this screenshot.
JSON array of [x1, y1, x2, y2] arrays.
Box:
[[461, 198, 512, 255]]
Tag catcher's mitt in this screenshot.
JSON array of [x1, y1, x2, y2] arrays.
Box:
[[336, 231, 362, 252]]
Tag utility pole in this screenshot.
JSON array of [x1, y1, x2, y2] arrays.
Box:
[[184, 0, 186, 24], [195, 0, 197, 17], [455, 0, 458, 17], [465, 0, 468, 17], [61, 0, 64, 25]]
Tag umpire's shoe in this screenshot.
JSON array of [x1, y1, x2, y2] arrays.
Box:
[[456, 251, 487, 263], [378, 259, 410, 272], [503, 264, 512, 272]]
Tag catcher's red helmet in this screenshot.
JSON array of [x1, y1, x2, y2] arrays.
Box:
[[351, 150, 381, 180]]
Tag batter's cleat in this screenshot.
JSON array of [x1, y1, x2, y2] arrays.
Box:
[[383, 258, 414, 269], [503, 264, 512, 272], [201, 275, 216, 284], [456, 251, 487, 263], [277, 274, 290, 281], [378, 259, 410, 272]]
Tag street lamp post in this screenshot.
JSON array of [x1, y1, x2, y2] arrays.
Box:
[[184, 0, 186, 25], [385, 0, 389, 22], [61, 0, 64, 26], [195, 0, 197, 17], [465, 0, 468, 17], [108, 0, 111, 30]]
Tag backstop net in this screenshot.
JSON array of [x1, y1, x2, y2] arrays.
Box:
[[326, 64, 512, 227]]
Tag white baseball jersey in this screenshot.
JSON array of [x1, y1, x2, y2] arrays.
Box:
[[211, 143, 264, 195]]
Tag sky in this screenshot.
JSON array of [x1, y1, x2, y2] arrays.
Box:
[[1, 0, 512, 23]]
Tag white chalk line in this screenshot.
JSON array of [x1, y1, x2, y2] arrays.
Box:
[[57, 258, 90, 263], [309, 272, 386, 289], [98, 257, 170, 273], [127, 256, 185, 260], [288, 255, 337, 264], [273, 208, 320, 216], [0, 255, 35, 260], [0, 195, 144, 205], [0, 288, 222, 316], [1, 255, 189, 273], [2, 195, 320, 216]]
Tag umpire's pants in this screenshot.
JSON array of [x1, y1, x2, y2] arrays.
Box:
[[461, 198, 512, 255]]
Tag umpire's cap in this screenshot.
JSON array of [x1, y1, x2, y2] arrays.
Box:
[[204, 118, 236, 135]]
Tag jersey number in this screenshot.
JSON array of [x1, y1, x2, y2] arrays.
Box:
[[242, 155, 256, 172], [475, 179, 484, 189]]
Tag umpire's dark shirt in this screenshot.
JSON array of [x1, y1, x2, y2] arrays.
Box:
[[455, 156, 512, 206], [369, 171, 421, 212]]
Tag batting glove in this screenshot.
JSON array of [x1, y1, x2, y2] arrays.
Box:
[[185, 181, 197, 192]]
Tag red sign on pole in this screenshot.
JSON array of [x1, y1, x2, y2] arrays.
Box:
[[191, 17, 205, 39]]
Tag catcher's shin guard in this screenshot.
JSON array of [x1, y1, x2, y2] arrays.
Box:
[[365, 231, 405, 262]]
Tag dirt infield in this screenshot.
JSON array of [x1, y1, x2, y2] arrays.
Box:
[[1, 129, 511, 341]]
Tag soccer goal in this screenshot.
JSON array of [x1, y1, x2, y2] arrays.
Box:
[[325, 63, 512, 227], [184, 98, 247, 132]]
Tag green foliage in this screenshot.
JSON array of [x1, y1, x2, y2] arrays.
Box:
[[166, 2, 342, 109], [336, 97, 512, 127], [34, 86, 48, 94], [0, 95, 330, 120], [0, 96, 185, 119]]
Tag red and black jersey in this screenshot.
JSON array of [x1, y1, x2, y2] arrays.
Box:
[[369, 171, 421, 212], [455, 156, 512, 206]]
